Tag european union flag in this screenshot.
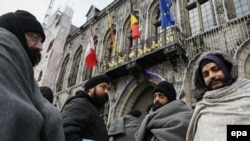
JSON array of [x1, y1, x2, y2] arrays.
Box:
[[159, 0, 175, 28]]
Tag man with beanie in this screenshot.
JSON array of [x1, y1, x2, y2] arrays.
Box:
[[0, 10, 45, 66], [0, 10, 65, 141], [187, 50, 250, 141], [40, 86, 54, 104], [108, 109, 142, 141], [61, 74, 111, 141], [136, 81, 193, 141]]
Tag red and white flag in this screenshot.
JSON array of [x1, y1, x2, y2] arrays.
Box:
[[84, 26, 97, 68]]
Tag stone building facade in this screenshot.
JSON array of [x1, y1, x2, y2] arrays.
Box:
[[36, 0, 250, 125]]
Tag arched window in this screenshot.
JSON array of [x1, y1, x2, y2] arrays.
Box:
[[47, 39, 54, 53], [187, 0, 216, 36], [38, 71, 43, 82], [68, 46, 83, 87], [56, 54, 70, 92]]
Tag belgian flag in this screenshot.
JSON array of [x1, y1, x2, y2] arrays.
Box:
[[130, 13, 140, 40]]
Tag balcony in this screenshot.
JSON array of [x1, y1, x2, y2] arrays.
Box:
[[100, 26, 187, 79]]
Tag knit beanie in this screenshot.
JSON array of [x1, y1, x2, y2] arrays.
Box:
[[198, 54, 231, 87], [84, 75, 111, 91], [40, 86, 53, 103], [153, 81, 177, 102], [14, 10, 45, 42], [128, 109, 142, 118]]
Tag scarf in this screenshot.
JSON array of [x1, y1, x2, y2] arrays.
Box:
[[187, 78, 250, 141]]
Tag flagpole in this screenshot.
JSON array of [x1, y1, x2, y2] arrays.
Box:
[[130, 0, 133, 14], [107, 12, 118, 56]]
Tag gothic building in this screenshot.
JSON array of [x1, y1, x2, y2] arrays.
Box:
[[36, 0, 250, 124]]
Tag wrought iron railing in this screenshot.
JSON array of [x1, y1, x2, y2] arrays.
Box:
[[100, 26, 183, 73]]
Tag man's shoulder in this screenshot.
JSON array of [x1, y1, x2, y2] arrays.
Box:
[[0, 27, 8, 33], [234, 77, 250, 87], [61, 93, 92, 111], [0, 28, 21, 48], [0, 28, 15, 39], [166, 100, 189, 107], [239, 77, 250, 83], [66, 95, 90, 106]]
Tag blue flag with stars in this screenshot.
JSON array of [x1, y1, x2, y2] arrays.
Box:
[[159, 0, 175, 28]]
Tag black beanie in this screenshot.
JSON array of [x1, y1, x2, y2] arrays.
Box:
[[153, 81, 177, 102], [15, 10, 45, 42], [84, 75, 111, 91], [128, 109, 142, 118], [40, 86, 53, 103]]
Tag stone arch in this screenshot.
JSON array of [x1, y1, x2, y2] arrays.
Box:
[[112, 71, 164, 120], [235, 39, 250, 79], [56, 54, 70, 92], [182, 54, 201, 108]]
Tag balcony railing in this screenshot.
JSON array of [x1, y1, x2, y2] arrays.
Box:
[[100, 26, 187, 79]]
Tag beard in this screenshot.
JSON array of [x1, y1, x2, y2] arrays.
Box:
[[153, 102, 164, 111], [207, 77, 226, 90], [92, 88, 109, 108], [29, 48, 41, 66]]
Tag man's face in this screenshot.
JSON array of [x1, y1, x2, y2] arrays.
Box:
[[25, 32, 43, 66], [202, 62, 226, 90], [153, 92, 168, 111], [89, 82, 110, 107]]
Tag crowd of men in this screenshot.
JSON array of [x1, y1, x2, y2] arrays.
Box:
[[1, 10, 250, 141]]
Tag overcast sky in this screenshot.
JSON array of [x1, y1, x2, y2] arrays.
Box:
[[0, 0, 114, 27]]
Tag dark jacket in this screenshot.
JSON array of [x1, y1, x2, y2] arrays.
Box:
[[61, 90, 109, 141]]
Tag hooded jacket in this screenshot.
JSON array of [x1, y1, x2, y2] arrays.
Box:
[[61, 90, 109, 141], [0, 27, 65, 140], [108, 114, 141, 141], [187, 50, 250, 141], [191, 50, 238, 99]]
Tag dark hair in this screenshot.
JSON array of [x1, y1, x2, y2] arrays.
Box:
[[146, 103, 154, 114], [128, 109, 142, 118]]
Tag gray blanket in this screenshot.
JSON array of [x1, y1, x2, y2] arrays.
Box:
[[187, 78, 250, 141], [136, 100, 193, 141], [0, 27, 65, 141]]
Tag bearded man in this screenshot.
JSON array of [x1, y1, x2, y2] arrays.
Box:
[[61, 74, 111, 141], [136, 81, 193, 141], [0, 10, 64, 141], [187, 50, 250, 141]]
